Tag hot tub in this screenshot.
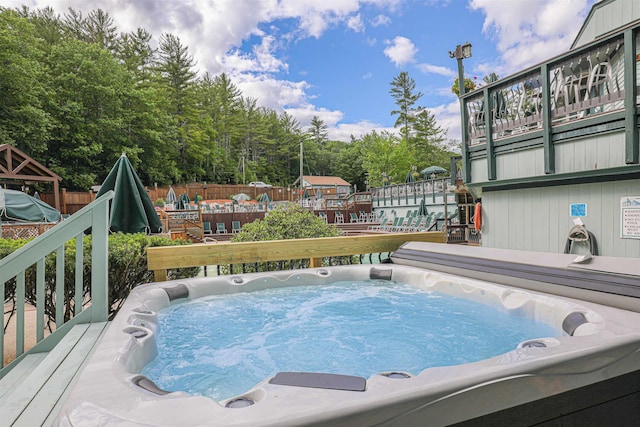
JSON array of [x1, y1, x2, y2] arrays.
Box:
[[57, 262, 640, 426]]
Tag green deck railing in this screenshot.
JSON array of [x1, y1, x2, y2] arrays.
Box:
[[1, 191, 113, 376]]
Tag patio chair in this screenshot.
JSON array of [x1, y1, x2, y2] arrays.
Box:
[[203, 221, 213, 235], [318, 212, 328, 223], [231, 221, 241, 233], [335, 212, 344, 224], [216, 222, 227, 234], [349, 213, 360, 223]]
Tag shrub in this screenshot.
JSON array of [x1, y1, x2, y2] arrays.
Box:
[[232, 202, 340, 241], [229, 202, 343, 271], [1, 233, 199, 328]]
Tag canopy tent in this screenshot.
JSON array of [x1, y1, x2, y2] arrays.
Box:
[[420, 166, 448, 176], [0, 188, 60, 223], [96, 153, 162, 234]]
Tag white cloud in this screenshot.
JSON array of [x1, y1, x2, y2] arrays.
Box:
[[469, 0, 592, 73], [371, 14, 391, 27], [347, 14, 365, 32], [330, 121, 397, 141], [285, 106, 344, 130], [416, 63, 456, 77], [383, 36, 417, 67], [430, 100, 465, 143], [235, 75, 311, 112]]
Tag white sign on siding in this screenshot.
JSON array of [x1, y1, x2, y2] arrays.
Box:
[[621, 196, 640, 239]]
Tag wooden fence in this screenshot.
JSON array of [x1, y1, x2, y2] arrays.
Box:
[[38, 184, 338, 215], [147, 231, 446, 282]]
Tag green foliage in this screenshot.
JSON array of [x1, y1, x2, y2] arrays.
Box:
[[230, 203, 341, 271], [451, 77, 477, 96], [0, 7, 455, 192], [1, 233, 198, 327], [233, 203, 340, 241]]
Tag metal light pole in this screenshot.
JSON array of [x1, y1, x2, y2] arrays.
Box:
[[449, 42, 472, 96], [449, 42, 472, 182]]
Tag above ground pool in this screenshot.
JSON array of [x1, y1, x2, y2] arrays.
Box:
[[57, 262, 640, 426]]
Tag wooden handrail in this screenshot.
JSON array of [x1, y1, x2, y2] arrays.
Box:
[[147, 231, 445, 282]]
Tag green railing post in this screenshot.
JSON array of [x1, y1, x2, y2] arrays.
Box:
[[90, 193, 110, 322], [624, 29, 639, 164]]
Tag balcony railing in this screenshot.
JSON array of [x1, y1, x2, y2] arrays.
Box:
[[464, 33, 629, 145]]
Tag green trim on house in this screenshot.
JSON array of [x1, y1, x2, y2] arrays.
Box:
[[541, 63, 555, 174], [484, 88, 496, 180], [624, 29, 639, 164], [469, 165, 640, 192]]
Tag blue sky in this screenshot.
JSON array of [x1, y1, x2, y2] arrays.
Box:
[[7, 0, 597, 143]]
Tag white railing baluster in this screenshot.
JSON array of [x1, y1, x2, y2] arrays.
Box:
[[36, 258, 45, 342], [75, 233, 83, 316], [55, 245, 64, 327], [16, 272, 25, 357]]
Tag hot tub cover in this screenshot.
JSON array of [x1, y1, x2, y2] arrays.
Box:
[[0, 188, 60, 223]]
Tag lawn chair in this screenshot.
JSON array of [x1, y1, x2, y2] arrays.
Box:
[[390, 217, 404, 232], [335, 212, 344, 224], [318, 212, 328, 222], [216, 222, 227, 234], [231, 221, 241, 233], [349, 213, 360, 223], [203, 221, 213, 235]]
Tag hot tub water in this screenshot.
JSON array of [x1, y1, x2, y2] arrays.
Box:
[[142, 280, 560, 400]]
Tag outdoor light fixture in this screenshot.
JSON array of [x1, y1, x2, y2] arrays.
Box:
[[448, 41, 472, 60], [449, 41, 472, 96]]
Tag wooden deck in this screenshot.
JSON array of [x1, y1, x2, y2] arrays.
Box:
[[0, 322, 108, 426]]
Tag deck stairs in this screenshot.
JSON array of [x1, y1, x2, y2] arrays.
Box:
[[1, 191, 113, 426]]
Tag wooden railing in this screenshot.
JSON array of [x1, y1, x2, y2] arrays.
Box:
[[1, 191, 113, 373], [147, 231, 446, 282]]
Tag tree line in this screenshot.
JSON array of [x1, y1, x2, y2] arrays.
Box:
[[0, 7, 458, 192]]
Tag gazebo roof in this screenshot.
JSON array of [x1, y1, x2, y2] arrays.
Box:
[[0, 144, 62, 210]]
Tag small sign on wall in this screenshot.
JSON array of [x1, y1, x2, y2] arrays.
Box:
[[569, 203, 587, 217], [621, 196, 640, 239]]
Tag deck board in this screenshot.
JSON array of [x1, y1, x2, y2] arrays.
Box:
[[0, 322, 108, 426], [0, 353, 48, 400], [16, 322, 108, 427]]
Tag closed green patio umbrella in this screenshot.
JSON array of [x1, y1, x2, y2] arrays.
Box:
[[165, 186, 177, 205], [405, 170, 415, 183], [96, 153, 162, 234], [418, 198, 428, 216], [257, 192, 272, 202]]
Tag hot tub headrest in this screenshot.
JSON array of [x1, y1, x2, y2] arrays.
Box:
[[370, 267, 392, 281], [163, 283, 189, 301], [562, 312, 588, 336]]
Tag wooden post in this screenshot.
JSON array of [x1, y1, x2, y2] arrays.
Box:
[[62, 188, 67, 214], [154, 269, 168, 282], [309, 257, 322, 268]]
